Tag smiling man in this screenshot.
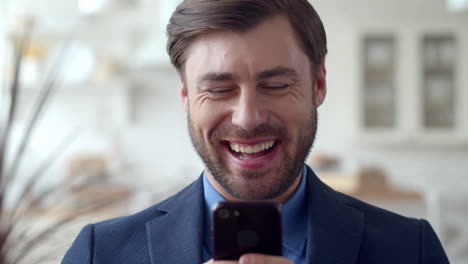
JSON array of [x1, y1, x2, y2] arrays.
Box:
[[62, 1, 449, 264]]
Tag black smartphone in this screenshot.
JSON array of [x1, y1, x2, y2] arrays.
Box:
[[212, 201, 282, 260]]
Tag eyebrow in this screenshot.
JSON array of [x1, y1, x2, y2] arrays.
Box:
[[256, 66, 299, 81], [196, 66, 299, 88], [197, 72, 238, 87]]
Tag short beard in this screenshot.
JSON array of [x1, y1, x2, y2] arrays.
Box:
[[188, 110, 317, 201]]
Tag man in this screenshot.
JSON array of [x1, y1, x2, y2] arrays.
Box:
[[62, 0, 449, 263]]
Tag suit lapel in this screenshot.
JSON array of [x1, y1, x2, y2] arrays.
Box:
[[306, 167, 364, 264], [144, 168, 364, 264], [146, 177, 205, 264]]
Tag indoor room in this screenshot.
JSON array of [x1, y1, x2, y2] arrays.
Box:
[[1, 0, 467, 263]]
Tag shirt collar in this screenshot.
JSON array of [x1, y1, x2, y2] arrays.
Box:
[[202, 165, 308, 256], [203, 173, 225, 257], [281, 165, 308, 254], [203, 173, 226, 215]]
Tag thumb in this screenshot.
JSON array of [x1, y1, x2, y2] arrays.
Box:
[[204, 259, 238, 264], [240, 254, 293, 264]]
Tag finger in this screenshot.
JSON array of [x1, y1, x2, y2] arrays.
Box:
[[239, 254, 293, 264], [204, 259, 238, 264]]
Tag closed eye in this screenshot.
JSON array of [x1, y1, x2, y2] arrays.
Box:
[[204, 87, 238, 99], [262, 84, 290, 90], [207, 87, 235, 94]]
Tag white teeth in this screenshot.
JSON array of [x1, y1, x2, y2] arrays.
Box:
[[232, 144, 241, 153], [230, 140, 275, 154]]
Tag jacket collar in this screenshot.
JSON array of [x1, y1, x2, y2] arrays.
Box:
[[305, 166, 364, 264], [146, 176, 205, 264], [145, 166, 364, 264]]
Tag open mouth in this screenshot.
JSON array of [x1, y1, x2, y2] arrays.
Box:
[[224, 140, 278, 160]]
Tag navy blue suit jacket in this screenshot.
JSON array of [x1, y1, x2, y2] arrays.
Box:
[[62, 166, 449, 263]]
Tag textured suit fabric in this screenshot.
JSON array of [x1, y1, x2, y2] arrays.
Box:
[[62, 166, 449, 264]]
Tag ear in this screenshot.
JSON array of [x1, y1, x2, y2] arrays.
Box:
[[180, 82, 189, 113], [314, 59, 327, 107]]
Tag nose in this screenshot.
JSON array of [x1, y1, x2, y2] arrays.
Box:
[[231, 87, 266, 130]]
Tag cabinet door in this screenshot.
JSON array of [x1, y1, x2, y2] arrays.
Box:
[[362, 36, 396, 129], [422, 35, 456, 130]]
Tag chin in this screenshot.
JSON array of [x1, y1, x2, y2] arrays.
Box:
[[223, 171, 290, 200]]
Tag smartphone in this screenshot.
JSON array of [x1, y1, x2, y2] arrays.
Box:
[[212, 201, 282, 260]]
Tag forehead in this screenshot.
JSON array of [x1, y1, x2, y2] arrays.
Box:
[[184, 15, 310, 82]]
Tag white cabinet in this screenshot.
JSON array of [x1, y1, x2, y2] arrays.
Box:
[[356, 19, 468, 148]]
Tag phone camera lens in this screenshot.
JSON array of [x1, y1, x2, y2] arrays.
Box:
[[233, 210, 240, 217], [218, 209, 230, 219]]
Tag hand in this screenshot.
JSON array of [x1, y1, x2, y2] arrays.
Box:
[[204, 253, 293, 264]]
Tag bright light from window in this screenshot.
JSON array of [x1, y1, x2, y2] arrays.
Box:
[[78, 0, 137, 14], [79, 0, 109, 14], [447, 0, 468, 12]]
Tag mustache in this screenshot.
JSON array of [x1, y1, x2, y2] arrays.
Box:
[[211, 123, 288, 141]]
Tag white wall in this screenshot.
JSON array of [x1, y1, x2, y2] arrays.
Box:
[[313, 2, 468, 187], [120, 68, 203, 188]]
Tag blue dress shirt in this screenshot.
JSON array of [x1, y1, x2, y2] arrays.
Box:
[[202, 166, 308, 263]]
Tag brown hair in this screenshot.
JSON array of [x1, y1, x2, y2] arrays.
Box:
[[166, 0, 327, 76]]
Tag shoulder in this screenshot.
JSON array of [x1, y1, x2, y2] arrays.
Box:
[[92, 176, 202, 238], [93, 176, 203, 232], [336, 192, 448, 263], [63, 177, 203, 263], [337, 191, 420, 227], [306, 166, 421, 230]]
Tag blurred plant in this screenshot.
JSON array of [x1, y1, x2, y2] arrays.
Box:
[[0, 18, 123, 264]]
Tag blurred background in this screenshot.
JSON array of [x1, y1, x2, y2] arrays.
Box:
[[0, 0, 467, 263]]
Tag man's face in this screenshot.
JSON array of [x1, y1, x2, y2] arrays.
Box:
[[181, 15, 326, 201]]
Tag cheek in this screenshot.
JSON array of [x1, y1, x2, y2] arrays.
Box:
[[189, 100, 231, 139], [272, 98, 312, 123]]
